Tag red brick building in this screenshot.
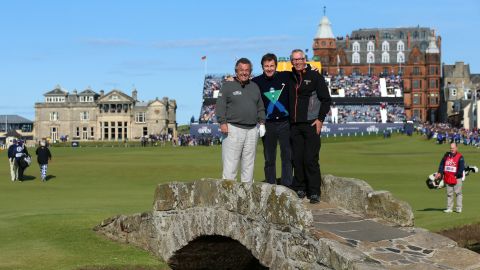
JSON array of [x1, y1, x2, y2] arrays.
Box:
[[312, 16, 441, 122]]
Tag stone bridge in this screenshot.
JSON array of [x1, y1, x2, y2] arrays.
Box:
[[95, 176, 480, 270]]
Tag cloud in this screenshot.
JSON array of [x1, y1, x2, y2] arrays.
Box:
[[82, 35, 295, 51], [83, 38, 136, 47], [151, 35, 295, 50]]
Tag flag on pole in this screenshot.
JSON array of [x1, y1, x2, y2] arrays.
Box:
[[201, 56, 207, 60]]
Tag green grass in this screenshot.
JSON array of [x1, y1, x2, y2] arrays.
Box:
[[0, 134, 479, 269]]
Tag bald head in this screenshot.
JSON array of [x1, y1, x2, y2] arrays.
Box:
[[450, 143, 457, 155]]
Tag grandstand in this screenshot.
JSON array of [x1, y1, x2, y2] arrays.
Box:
[[191, 70, 406, 137]]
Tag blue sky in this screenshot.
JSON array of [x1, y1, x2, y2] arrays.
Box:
[[1, 0, 479, 124]]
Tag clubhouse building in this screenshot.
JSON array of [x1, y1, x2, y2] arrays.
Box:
[[34, 86, 177, 142]]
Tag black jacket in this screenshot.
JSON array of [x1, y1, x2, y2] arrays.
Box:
[[252, 71, 290, 122], [288, 66, 331, 123], [35, 146, 52, 165]]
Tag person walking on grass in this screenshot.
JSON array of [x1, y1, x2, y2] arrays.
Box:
[[7, 138, 19, 181], [35, 141, 52, 182]]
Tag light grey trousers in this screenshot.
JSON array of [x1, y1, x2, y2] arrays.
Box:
[[446, 181, 462, 211], [221, 124, 258, 183], [9, 158, 18, 181]]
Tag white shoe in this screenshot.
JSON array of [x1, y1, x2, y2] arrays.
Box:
[[444, 209, 453, 213], [455, 209, 462, 213]]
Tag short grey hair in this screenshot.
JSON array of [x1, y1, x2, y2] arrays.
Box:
[[290, 49, 305, 60]]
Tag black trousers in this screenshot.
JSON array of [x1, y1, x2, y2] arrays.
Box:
[[291, 123, 321, 196], [262, 120, 292, 186]]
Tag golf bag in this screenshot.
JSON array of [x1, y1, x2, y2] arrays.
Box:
[[426, 165, 478, 189]]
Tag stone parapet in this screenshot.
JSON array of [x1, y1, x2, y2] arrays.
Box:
[[321, 175, 414, 226]]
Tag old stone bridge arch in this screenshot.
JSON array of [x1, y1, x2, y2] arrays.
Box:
[[95, 178, 404, 269]]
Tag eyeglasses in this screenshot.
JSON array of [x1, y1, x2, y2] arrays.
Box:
[[292, 58, 306, 62]]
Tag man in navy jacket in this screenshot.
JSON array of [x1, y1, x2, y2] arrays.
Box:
[[252, 53, 292, 187]]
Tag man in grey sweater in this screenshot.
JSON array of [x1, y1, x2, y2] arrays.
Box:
[[215, 58, 266, 182]]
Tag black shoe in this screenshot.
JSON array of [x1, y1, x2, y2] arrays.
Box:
[[297, 190, 306, 199], [310, 195, 320, 204]]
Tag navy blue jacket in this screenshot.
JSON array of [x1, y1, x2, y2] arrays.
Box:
[[438, 152, 465, 179], [36, 146, 52, 165], [252, 71, 290, 122]]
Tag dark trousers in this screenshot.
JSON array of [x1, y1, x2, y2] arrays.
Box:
[[262, 120, 293, 186], [291, 123, 321, 196]]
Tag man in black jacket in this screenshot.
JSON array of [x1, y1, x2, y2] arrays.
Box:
[[288, 49, 331, 203], [35, 141, 52, 182], [252, 53, 292, 187]]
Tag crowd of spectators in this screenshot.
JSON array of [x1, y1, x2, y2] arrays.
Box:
[[418, 123, 480, 147], [203, 74, 233, 98], [176, 134, 221, 146], [326, 74, 402, 97], [325, 104, 405, 123], [199, 104, 217, 123]]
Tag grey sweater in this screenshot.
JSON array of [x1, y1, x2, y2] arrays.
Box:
[[215, 79, 266, 129]]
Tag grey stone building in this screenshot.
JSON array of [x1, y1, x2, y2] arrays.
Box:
[[442, 62, 480, 128], [34, 86, 177, 142]]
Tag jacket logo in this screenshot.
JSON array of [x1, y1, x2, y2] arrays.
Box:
[[232, 90, 242, 96], [304, 80, 311, 85]]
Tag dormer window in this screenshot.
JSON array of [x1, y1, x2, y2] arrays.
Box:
[[352, 41, 360, 52], [45, 96, 65, 103], [382, 41, 390, 51], [367, 41, 375, 52], [397, 41, 405, 51]]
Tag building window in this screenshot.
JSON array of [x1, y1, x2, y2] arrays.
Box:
[[353, 68, 360, 75], [413, 80, 420, 89], [429, 93, 439, 105], [352, 52, 360, 64], [90, 127, 94, 137], [143, 127, 148, 136], [80, 111, 89, 121], [383, 67, 389, 75], [450, 88, 457, 97], [135, 112, 146, 123], [398, 67, 404, 75], [367, 41, 375, 52], [413, 109, 421, 119], [50, 127, 58, 142], [82, 127, 88, 140], [429, 79, 436, 89], [413, 67, 420, 75], [397, 52, 405, 63], [367, 52, 375, 63], [352, 41, 360, 52], [49, 112, 59, 121], [76, 127, 80, 137], [382, 41, 390, 51], [413, 93, 421, 105], [381, 52, 390, 63], [397, 41, 405, 51]]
